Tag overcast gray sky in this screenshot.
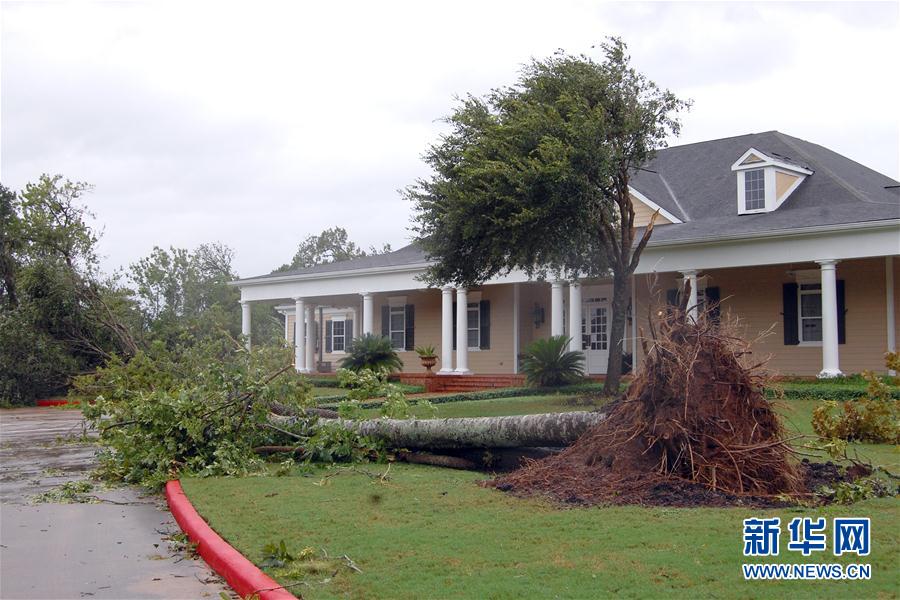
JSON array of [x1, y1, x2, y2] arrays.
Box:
[[2, 1, 898, 278]]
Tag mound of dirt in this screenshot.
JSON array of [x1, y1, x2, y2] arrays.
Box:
[[489, 287, 811, 508]]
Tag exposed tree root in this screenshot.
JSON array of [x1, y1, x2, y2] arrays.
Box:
[[490, 284, 804, 507]]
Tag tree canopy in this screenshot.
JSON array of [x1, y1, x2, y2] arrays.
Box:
[[0, 175, 139, 403], [0, 175, 283, 404], [275, 226, 391, 272], [407, 39, 689, 392]]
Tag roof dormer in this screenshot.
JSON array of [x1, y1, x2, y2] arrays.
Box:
[[731, 148, 812, 215]]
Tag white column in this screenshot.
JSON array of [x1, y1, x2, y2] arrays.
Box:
[[439, 286, 455, 374], [681, 270, 699, 321], [886, 257, 896, 376], [551, 280, 565, 337], [512, 283, 520, 374], [361, 292, 374, 335], [240, 301, 251, 350], [568, 282, 582, 352], [817, 260, 842, 378], [305, 305, 315, 373], [455, 288, 471, 374], [293, 297, 306, 372], [283, 313, 290, 344]]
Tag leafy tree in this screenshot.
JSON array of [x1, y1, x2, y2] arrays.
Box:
[[130, 243, 237, 328], [408, 39, 689, 394], [275, 227, 391, 272], [129, 243, 281, 347], [18, 176, 99, 270], [0, 184, 21, 308], [0, 175, 140, 404]]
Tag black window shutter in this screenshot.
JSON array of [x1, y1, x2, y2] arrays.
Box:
[[326, 320, 333, 353], [479, 300, 490, 349], [314, 320, 319, 352], [782, 283, 799, 345], [836, 280, 846, 345], [381, 305, 389, 338], [666, 288, 678, 306], [345, 319, 353, 345], [705, 287, 721, 322], [452, 302, 457, 350], [405, 304, 415, 350]]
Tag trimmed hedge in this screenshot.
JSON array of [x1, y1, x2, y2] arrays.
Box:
[[306, 377, 424, 395], [770, 383, 899, 402], [318, 382, 612, 410], [313, 378, 897, 409], [305, 378, 342, 388]]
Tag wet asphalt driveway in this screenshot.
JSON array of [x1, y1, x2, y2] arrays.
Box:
[[0, 408, 230, 599]]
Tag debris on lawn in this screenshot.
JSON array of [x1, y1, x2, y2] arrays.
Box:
[[30, 479, 99, 504], [261, 541, 361, 590], [490, 284, 831, 508]]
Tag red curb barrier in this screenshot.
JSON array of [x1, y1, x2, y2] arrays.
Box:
[[165, 480, 297, 600], [36, 399, 79, 407]]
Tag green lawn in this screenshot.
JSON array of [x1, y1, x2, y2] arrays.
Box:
[[312, 386, 348, 398], [183, 391, 899, 599], [183, 464, 899, 599]]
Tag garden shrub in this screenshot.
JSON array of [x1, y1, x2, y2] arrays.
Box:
[[339, 333, 403, 373], [811, 353, 900, 445], [520, 335, 585, 387]]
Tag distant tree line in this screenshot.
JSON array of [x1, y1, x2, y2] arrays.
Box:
[[0, 175, 382, 405]]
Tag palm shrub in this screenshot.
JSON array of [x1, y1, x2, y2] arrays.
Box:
[[339, 333, 403, 373], [521, 335, 585, 387]]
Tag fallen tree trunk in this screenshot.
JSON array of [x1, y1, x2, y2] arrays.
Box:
[[398, 451, 478, 470], [270, 402, 339, 419], [269, 411, 605, 450], [252, 445, 305, 456]]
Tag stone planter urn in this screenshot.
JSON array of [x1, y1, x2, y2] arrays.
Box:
[[420, 356, 438, 373]]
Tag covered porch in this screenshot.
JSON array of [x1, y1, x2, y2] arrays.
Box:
[[239, 254, 898, 379], [235, 222, 898, 379], [240, 279, 643, 377]]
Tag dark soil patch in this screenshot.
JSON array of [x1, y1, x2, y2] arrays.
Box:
[[488, 459, 870, 508]]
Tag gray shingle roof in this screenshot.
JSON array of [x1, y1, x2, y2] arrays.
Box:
[[238, 240, 428, 282], [639, 130, 899, 243], [238, 131, 899, 282]]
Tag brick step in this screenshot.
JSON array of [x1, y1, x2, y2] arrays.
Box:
[[434, 381, 515, 388]]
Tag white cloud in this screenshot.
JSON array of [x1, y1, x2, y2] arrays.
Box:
[[2, 1, 897, 279]]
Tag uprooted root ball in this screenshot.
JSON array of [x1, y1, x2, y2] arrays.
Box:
[[490, 297, 802, 507]]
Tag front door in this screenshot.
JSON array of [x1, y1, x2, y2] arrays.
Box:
[[582, 301, 609, 374]]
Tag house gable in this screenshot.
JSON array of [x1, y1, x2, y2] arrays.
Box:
[[629, 187, 682, 226]]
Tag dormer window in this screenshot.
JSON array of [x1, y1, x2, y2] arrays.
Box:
[[744, 169, 766, 211], [731, 148, 812, 215]]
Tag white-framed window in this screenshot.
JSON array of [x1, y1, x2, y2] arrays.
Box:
[[331, 319, 346, 352], [732, 148, 812, 216], [389, 305, 405, 350], [744, 169, 766, 211], [467, 302, 480, 349], [798, 283, 823, 343], [583, 306, 608, 350]]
